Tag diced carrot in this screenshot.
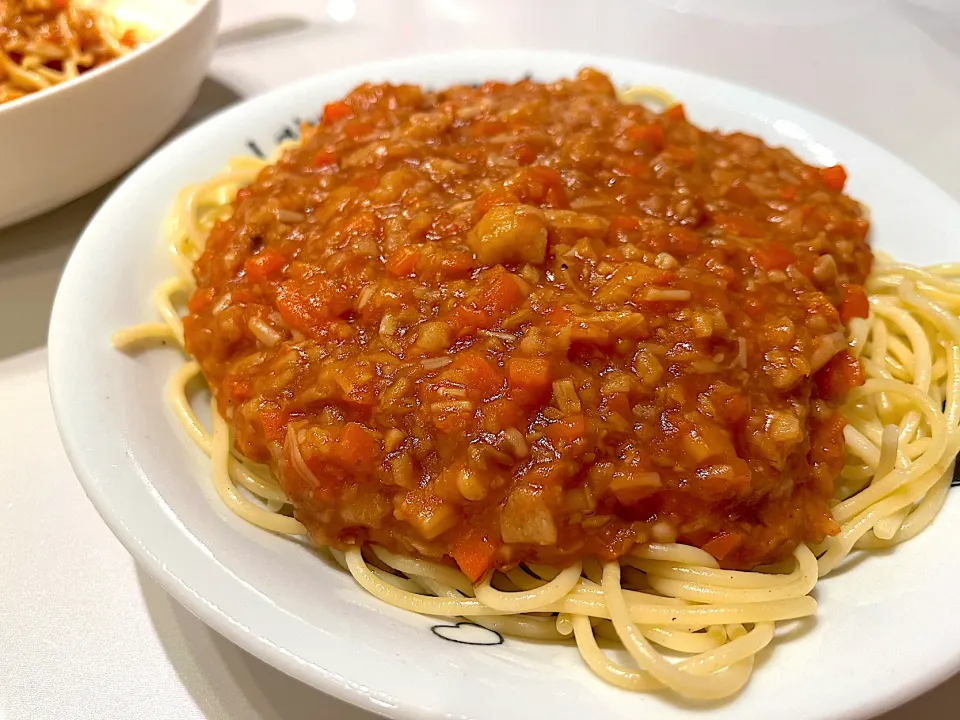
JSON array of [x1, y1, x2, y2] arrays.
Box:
[[452, 271, 523, 331], [479, 271, 521, 318], [839, 283, 869, 323], [455, 354, 503, 397], [260, 409, 286, 443], [665, 227, 701, 255], [514, 143, 538, 166], [471, 120, 507, 138], [720, 394, 748, 423], [475, 188, 519, 214], [386, 246, 421, 277], [232, 287, 256, 304], [809, 412, 848, 497], [615, 159, 649, 178], [120, 29, 138, 48], [543, 307, 573, 326], [742, 297, 765, 319], [714, 213, 763, 238], [815, 351, 865, 401], [724, 182, 756, 205], [452, 305, 485, 330], [509, 166, 568, 207], [354, 172, 379, 191], [832, 218, 871, 243], [480, 81, 507, 94], [698, 286, 733, 314], [546, 414, 586, 445], [523, 463, 564, 488], [804, 290, 841, 324], [431, 250, 475, 280], [610, 215, 641, 233], [850, 218, 870, 242], [665, 146, 695, 166], [225, 375, 251, 403], [779, 185, 798, 201], [334, 359, 376, 405], [507, 357, 552, 391], [820, 164, 848, 192], [652, 270, 677, 286], [188, 286, 216, 314], [701, 532, 742, 561], [482, 397, 524, 431], [345, 121, 374, 140], [338, 422, 376, 470], [452, 147, 485, 164], [344, 211, 379, 239], [275, 284, 316, 336], [432, 403, 475, 432], [322, 101, 352, 125], [662, 103, 686, 122], [626, 123, 664, 148], [244, 248, 287, 282], [529, 165, 566, 202], [452, 531, 499, 582], [313, 150, 337, 167], [752, 242, 796, 272], [601, 392, 631, 419]]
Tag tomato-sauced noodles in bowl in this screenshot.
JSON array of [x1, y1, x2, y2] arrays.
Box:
[[0, 0, 141, 105], [114, 70, 960, 700]]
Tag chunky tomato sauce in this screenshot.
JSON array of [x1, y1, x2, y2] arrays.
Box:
[[184, 70, 872, 578]]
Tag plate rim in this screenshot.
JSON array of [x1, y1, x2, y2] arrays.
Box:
[[48, 48, 960, 720]]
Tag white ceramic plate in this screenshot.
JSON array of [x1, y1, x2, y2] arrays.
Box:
[[49, 51, 960, 720]]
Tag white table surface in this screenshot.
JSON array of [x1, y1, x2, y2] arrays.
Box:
[[2, 1, 959, 718]]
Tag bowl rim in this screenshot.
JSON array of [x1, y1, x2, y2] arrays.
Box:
[[0, 0, 218, 117]]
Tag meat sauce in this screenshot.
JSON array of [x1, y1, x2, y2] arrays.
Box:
[[184, 70, 871, 580]]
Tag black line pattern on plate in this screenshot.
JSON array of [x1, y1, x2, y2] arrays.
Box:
[[430, 621, 504, 646], [246, 116, 312, 158]]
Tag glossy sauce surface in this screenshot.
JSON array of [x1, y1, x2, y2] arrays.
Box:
[[184, 70, 871, 579]]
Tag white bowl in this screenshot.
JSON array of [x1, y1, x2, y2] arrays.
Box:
[[48, 51, 960, 720], [0, 0, 220, 229]]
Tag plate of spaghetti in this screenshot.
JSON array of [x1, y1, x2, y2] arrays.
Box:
[[49, 51, 960, 720]]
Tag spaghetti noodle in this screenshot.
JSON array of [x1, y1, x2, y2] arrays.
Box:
[[0, 0, 141, 105], [112, 82, 959, 700]]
